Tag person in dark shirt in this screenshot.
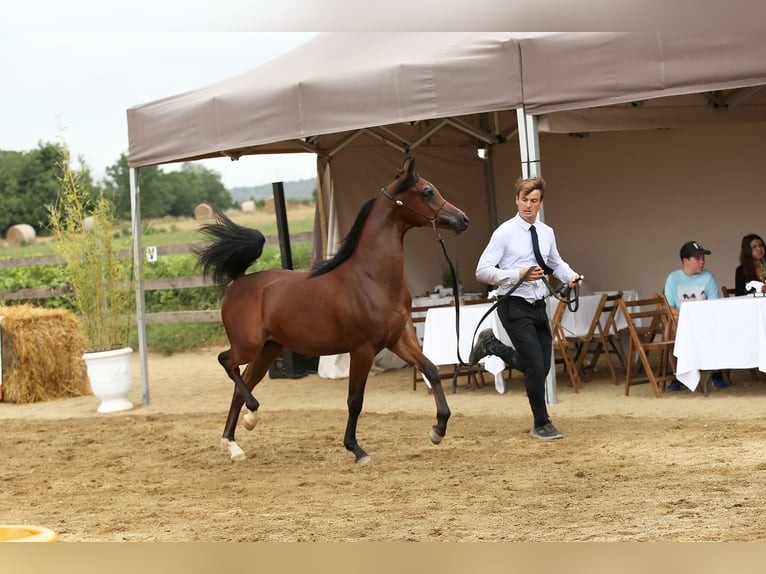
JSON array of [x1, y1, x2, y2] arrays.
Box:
[[734, 233, 766, 296]]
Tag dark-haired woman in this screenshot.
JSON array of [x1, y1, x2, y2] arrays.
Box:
[[735, 234, 766, 295]]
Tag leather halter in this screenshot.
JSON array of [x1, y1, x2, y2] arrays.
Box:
[[379, 186, 448, 232]]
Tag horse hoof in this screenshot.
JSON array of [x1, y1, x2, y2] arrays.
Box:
[[242, 409, 258, 431], [355, 455, 372, 465], [221, 438, 247, 462], [429, 428, 444, 444]]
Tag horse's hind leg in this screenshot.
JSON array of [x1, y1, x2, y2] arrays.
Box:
[[219, 343, 283, 462], [218, 350, 261, 412]]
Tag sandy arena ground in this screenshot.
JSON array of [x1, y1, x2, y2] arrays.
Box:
[[2, 350, 766, 542]]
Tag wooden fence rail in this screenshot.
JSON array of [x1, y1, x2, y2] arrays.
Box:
[[0, 231, 313, 324]]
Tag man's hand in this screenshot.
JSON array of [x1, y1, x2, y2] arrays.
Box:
[[522, 266, 546, 281], [568, 274, 584, 289]]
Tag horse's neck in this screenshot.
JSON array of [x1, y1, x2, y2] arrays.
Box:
[[353, 209, 408, 282]]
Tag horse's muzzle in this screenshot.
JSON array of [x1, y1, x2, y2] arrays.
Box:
[[447, 211, 470, 235]]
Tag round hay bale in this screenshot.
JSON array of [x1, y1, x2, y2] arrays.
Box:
[[6, 224, 36, 246], [262, 198, 276, 214], [241, 200, 255, 213], [194, 203, 214, 220]]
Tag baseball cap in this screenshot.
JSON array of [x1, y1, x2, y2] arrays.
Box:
[[680, 241, 711, 259]]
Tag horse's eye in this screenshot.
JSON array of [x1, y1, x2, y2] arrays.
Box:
[[422, 186, 434, 200]]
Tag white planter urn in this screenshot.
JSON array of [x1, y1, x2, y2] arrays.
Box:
[[83, 347, 134, 413]]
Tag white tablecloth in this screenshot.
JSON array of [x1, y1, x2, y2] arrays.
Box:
[[317, 349, 407, 380], [410, 292, 482, 344], [674, 295, 766, 391], [421, 303, 510, 393]]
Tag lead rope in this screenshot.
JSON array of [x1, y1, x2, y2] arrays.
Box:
[[438, 233, 580, 367], [543, 276, 581, 313], [453, 266, 535, 367]]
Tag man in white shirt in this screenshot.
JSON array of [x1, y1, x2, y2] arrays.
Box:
[[470, 176, 581, 440]]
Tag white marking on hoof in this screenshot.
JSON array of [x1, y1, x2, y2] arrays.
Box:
[[356, 455, 372, 465], [221, 438, 247, 461], [242, 409, 258, 431], [429, 428, 443, 444]]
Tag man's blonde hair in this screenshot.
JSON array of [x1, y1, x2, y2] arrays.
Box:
[[515, 176, 545, 200]]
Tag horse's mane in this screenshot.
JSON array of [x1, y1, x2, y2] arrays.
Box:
[[309, 170, 420, 278], [310, 197, 375, 277]]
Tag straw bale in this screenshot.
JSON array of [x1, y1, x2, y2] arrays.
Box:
[[5, 224, 36, 246], [241, 200, 255, 213], [193, 203, 214, 220], [0, 304, 90, 403]]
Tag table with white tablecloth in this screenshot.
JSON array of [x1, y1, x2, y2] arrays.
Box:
[[674, 295, 766, 391], [409, 292, 482, 344], [421, 303, 509, 393]]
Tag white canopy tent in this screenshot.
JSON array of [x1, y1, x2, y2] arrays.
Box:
[[128, 32, 766, 165], [127, 32, 766, 403]]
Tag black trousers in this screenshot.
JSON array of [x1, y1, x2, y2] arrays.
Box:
[[497, 296, 552, 428]]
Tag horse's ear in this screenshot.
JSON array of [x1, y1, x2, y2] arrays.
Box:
[[403, 156, 415, 174]]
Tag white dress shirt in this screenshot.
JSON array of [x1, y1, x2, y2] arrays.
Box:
[[475, 214, 577, 304]]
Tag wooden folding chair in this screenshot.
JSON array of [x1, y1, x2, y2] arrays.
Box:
[[550, 299, 583, 392], [618, 293, 677, 397], [561, 293, 612, 384], [579, 291, 624, 384], [721, 286, 735, 298]]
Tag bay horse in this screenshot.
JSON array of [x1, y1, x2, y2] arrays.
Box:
[[195, 156, 469, 464]]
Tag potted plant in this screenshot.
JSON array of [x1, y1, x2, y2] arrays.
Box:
[[47, 144, 135, 413]]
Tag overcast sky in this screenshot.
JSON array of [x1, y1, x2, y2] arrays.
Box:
[[0, 31, 319, 189]]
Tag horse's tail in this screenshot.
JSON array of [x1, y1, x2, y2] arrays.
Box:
[[194, 207, 266, 287]]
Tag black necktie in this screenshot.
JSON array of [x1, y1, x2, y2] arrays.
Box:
[[530, 224, 554, 275]]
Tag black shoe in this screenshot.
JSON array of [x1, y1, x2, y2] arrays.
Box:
[[469, 329, 496, 364], [530, 423, 564, 440]]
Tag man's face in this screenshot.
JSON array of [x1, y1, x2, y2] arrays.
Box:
[[683, 254, 706, 275], [516, 189, 543, 224]]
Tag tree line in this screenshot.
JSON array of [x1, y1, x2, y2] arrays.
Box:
[[0, 142, 235, 237]]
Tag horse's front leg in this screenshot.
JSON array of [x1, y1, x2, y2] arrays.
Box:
[[344, 349, 376, 465], [390, 331, 451, 444]]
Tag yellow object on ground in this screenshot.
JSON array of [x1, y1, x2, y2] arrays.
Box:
[[0, 525, 58, 542]]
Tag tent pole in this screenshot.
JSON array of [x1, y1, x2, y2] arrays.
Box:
[[129, 167, 150, 406], [272, 182, 293, 270], [483, 146, 498, 231], [516, 107, 557, 405], [516, 108, 542, 178]]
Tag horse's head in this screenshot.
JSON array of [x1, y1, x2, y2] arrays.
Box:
[[380, 156, 469, 234]]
